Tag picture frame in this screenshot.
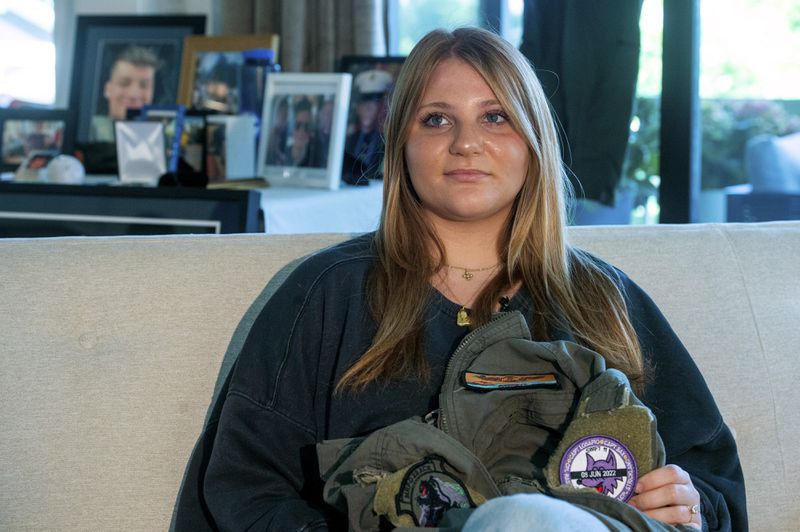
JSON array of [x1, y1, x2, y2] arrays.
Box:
[[129, 108, 214, 180], [256, 73, 352, 190], [138, 104, 187, 173], [206, 114, 257, 182], [179, 109, 212, 176], [115, 121, 166, 185], [177, 34, 280, 115], [0, 108, 74, 173], [338, 55, 405, 184], [68, 15, 205, 173]]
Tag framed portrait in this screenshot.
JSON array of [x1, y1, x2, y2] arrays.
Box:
[[0, 108, 73, 173], [338, 55, 405, 184], [178, 34, 280, 115], [256, 73, 352, 190], [68, 15, 205, 173]]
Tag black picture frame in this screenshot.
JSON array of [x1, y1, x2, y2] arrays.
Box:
[[338, 55, 405, 184], [0, 108, 74, 173], [68, 15, 206, 174], [0, 181, 262, 237]]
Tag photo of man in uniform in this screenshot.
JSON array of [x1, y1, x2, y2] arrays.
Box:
[[342, 68, 394, 184]]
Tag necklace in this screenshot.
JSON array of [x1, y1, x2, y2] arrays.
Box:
[[446, 262, 501, 281], [438, 268, 497, 327]]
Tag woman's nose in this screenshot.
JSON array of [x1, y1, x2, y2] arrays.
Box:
[[449, 123, 484, 156]]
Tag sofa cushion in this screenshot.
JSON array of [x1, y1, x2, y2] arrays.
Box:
[[0, 222, 798, 531]]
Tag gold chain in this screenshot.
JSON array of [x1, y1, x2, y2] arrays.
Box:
[[438, 268, 497, 327], [445, 262, 501, 281]]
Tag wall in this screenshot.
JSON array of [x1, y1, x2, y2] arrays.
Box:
[[54, 0, 214, 106]]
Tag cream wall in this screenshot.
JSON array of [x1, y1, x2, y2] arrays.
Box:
[[54, 0, 214, 107]]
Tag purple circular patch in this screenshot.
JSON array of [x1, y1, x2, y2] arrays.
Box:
[[559, 435, 637, 501]]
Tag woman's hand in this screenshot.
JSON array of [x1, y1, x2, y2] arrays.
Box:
[[628, 464, 702, 529]]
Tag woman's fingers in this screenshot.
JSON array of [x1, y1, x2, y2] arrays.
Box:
[[630, 481, 695, 511], [628, 464, 701, 528], [639, 506, 702, 530], [635, 464, 691, 494]]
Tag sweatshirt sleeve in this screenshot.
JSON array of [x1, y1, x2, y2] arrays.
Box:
[[618, 272, 748, 532], [203, 264, 334, 531]]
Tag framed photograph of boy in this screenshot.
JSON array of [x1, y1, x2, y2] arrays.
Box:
[[338, 55, 405, 184], [0, 108, 73, 173], [177, 34, 280, 115], [256, 73, 352, 190], [68, 15, 205, 173]]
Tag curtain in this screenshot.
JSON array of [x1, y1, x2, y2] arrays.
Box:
[[520, 0, 644, 206], [218, 0, 387, 72]]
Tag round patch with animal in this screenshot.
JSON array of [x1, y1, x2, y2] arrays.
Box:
[[395, 455, 475, 527], [558, 435, 637, 501]]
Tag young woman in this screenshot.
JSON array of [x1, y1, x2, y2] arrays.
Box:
[[201, 28, 746, 531]]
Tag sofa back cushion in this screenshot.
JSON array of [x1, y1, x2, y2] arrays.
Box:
[[0, 222, 798, 531]]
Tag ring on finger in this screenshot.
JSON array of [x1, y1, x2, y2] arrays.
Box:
[[688, 504, 700, 515]]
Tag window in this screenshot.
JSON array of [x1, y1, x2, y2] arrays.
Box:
[[626, 0, 800, 225], [625, 0, 663, 225], [0, 0, 55, 106], [698, 0, 800, 222], [388, 0, 524, 55]]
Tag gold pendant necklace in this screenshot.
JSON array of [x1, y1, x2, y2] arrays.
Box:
[[456, 307, 471, 327], [439, 265, 501, 327], [446, 262, 501, 281]]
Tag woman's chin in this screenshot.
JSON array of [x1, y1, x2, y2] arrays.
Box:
[[426, 203, 511, 226]]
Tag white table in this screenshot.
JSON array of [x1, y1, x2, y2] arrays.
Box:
[[258, 181, 383, 234]]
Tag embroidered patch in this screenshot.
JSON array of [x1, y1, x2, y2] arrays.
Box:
[[395, 455, 475, 527], [463, 371, 559, 390], [559, 435, 637, 501]]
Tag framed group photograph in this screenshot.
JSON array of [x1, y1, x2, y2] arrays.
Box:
[[256, 73, 352, 190], [68, 15, 205, 173], [338, 55, 405, 184], [177, 34, 280, 115], [0, 108, 73, 173]]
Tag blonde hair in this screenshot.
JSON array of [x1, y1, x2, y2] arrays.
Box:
[[337, 27, 643, 392]]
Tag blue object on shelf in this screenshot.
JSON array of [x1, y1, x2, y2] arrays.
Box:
[[240, 48, 280, 119]]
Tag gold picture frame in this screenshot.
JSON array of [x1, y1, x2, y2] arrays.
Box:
[[177, 34, 280, 113]]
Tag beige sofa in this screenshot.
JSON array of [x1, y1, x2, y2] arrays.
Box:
[[1, 222, 798, 531]]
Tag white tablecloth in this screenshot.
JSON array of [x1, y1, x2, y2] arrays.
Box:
[[259, 181, 383, 234]]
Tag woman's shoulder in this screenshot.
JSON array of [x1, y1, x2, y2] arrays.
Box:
[[300, 232, 377, 268], [569, 246, 655, 307], [570, 246, 630, 285], [283, 232, 378, 288]]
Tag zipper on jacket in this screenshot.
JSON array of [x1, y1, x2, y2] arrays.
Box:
[[437, 311, 525, 436]]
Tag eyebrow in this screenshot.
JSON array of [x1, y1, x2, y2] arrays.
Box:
[[417, 99, 501, 111]]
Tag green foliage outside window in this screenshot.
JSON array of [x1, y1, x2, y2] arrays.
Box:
[[626, 97, 800, 192], [700, 99, 800, 189]]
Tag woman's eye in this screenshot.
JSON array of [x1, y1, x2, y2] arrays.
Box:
[[485, 111, 508, 124], [422, 113, 450, 127]]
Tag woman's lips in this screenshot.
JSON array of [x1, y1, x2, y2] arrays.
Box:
[[443, 169, 490, 181]]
